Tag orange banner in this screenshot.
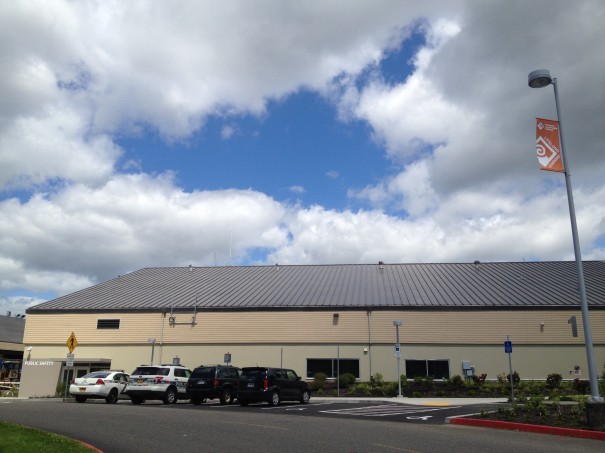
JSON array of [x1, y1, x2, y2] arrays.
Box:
[[535, 118, 564, 172]]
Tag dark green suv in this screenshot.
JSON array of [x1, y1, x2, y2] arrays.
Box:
[[186, 365, 241, 405]]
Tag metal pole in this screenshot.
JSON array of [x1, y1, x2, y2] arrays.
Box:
[[394, 320, 402, 398], [552, 79, 602, 401], [507, 335, 514, 401], [336, 345, 340, 397]]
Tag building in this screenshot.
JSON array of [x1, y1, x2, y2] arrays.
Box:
[[0, 313, 26, 382], [0, 313, 25, 361], [20, 261, 605, 398]]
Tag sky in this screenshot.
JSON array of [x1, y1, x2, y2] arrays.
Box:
[[1, 0, 605, 316]]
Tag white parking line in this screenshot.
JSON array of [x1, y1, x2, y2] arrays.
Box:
[[320, 405, 461, 418]]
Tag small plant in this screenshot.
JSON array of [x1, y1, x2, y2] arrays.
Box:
[[448, 375, 464, 387], [399, 375, 408, 389], [311, 372, 327, 391], [350, 382, 373, 396], [471, 373, 487, 384], [573, 379, 590, 395], [337, 373, 356, 389], [546, 373, 562, 389], [373, 373, 384, 385], [506, 371, 520, 385]]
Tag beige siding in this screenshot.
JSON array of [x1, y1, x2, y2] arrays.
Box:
[[24, 310, 605, 345], [21, 343, 605, 385]]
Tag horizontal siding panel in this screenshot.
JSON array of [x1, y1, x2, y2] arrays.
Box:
[[24, 310, 605, 346]]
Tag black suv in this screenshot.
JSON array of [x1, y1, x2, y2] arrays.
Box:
[[237, 367, 310, 406], [186, 365, 241, 405]]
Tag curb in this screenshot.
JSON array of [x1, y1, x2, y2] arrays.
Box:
[[448, 416, 605, 441]]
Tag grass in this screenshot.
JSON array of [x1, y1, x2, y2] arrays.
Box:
[[0, 421, 93, 453]]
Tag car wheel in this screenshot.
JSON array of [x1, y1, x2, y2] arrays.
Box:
[[300, 390, 310, 404], [131, 397, 144, 405], [268, 391, 280, 406], [219, 388, 233, 405], [105, 388, 119, 404], [191, 396, 202, 405], [163, 387, 177, 404], [75, 395, 87, 403]]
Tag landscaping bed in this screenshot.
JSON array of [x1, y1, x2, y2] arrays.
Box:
[[310, 371, 605, 432]]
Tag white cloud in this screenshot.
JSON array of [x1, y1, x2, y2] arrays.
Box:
[[221, 125, 237, 140], [289, 185, 305, 194], [0, 174, 287, 288]]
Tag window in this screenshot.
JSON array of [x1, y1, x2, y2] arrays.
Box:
[[97, 319, 120, 329], [306, 359, 359, 379], [405, 359, 450, 379]]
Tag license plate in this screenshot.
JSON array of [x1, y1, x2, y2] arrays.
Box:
[[247, 383, 254, 388], [198, 380, 205, 385], [79, 388, 86, 392], [136, 379, 145, 384]]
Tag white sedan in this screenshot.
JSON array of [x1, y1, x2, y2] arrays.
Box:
[[70, 370, 130, 404]]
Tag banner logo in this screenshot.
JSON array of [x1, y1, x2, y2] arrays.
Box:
[[535, 118, 564, 172]]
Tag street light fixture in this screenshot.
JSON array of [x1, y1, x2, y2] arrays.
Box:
[[528, 69, 601, 402], [393, 320, 403, 398]]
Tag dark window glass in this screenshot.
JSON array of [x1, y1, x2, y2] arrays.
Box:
[[131, 366, 160, 375], [405, 360, 449, 379], [82, 371, 111, 379], [192, 367, 215, 379], [427, 360, 450, 379], [307, 359, 359, 378]]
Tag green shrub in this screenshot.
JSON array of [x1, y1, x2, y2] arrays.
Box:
[[506, 371, 520, 385], [337, 373, 356, 389], [380, 382, 397, 397], [546, 373, 562, 389], [448, 375, 464, 387], [311, 372, 328, 391], [573, 379, 590, 394], [373, 373, 384, 385], [400, 375, 408, 389], [350, 382, 373, 396]]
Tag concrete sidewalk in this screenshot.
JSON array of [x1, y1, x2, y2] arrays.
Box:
[[311, 396, 508, 406]]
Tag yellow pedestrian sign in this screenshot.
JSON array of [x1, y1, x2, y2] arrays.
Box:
[[67, 332, 78, 353]]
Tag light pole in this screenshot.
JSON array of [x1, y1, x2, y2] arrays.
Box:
[[393, 320, 403, 398], [528, 69, 601, 402]]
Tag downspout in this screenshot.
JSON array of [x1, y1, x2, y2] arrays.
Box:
[[159, 309, 165, 364], [367, 308, 372, 381]]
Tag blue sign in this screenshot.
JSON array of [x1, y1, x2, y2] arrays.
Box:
[[504, 340, 512, 353]]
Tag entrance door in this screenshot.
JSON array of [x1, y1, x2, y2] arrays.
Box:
[[61, 366, 89, 396]]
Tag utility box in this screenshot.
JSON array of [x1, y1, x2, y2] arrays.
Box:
[[462, 361, 474, 378]]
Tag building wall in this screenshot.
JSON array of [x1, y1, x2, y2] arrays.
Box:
[[20, 308, 605, 397], [23, 309, 605, 345], [19, 343, 604, 387]]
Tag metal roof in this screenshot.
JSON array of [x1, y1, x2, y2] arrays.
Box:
[[27, 261, 605, 313]]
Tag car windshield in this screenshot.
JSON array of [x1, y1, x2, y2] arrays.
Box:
[[131, 366, 169, 375], [191, 367, 215, 379], [81, 371, 111, 379]]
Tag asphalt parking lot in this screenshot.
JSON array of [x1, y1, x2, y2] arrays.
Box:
[[141, 397, 506, 425]]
